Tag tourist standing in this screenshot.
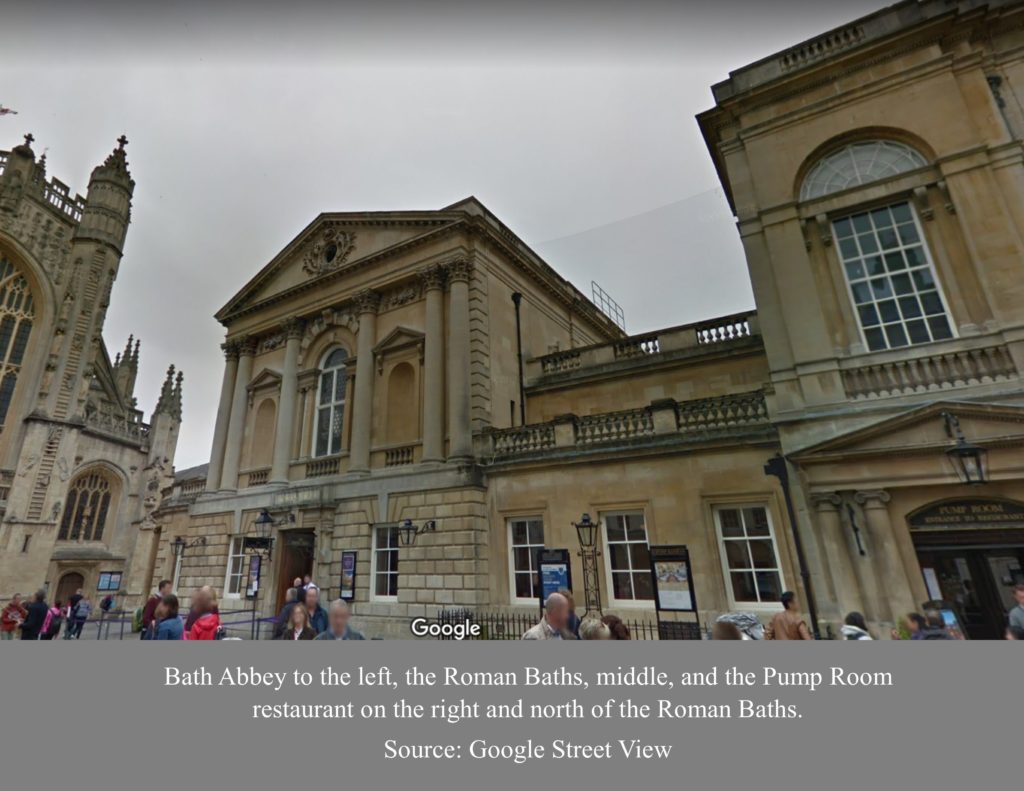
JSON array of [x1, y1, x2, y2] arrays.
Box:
[[153, 595, 184, 640], [579, 618, 611, 640], [314, 599, 366, 640], [20, 590, 48, 640], [272, 587, 299, 640], [840, 612, 873, 640], [41, 600, 64, 640], [142, 580, 172, 637], [303, 587, 328, 636], [918, 610, 953, 640], [1, 594, 26, 640], [187, 587, 221, 640], [602, 614, 632, 640], [768, 591, 813, 640], [522, 592, 574, 640], [1008, 583, 1024, 635], [711, 621, 743, 640], [276, 604, 316, 640], [69, 595, 92, 639]]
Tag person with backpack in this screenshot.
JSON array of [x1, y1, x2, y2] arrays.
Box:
[[40, 600, 64, 640], [100, 593, 115, 614], [68, 595, 92, 639], [840, 611, 873, 640], [64, 588, 84, 639], [186, 586, 221, 640]]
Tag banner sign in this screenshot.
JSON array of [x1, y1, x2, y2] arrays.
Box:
[[649, 544, 697, 612], [246, 554, 262, 600], [909, 498, 1024, 529], [537, 549, 572, 612], [340, 550, 357, 601]]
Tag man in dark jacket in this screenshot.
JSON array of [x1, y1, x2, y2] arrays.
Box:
[[919, 610, 953, 640], [303, 587, 328, 636], [141, 580, 172, 638], [20, 590, 49, 640], [272, 587, 299, 640]]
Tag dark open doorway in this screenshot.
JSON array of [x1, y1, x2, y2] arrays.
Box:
[[275, 530, 315, 611]]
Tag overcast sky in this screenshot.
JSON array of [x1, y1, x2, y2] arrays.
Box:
[[3, 0, 888, 468]]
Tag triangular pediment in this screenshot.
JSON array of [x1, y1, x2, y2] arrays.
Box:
[[792, 401, 1024, 462], [247, 368, 282, 392], [216, 210, 466, 322], [373, 326, 425, 356]]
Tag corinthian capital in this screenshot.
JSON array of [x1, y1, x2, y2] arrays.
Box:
[[221, 340, 240, 361], [353, 289, 381, 315], [417, 264, 446, 291], [236, 335, 258, 356], [445, 256, 474, 284], [283, 316, 306, 340]]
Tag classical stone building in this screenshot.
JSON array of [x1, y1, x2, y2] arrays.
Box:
[[154, 199, 795, 637], [0, 135, 181, 607], [699, 0, 1024, 638]]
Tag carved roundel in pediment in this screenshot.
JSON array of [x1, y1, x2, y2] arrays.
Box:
[[302, 223, 356, 278]]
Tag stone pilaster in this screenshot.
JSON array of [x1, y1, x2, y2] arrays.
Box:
[[348, 290, 380, 473], [446, 258, 473, 461], [854, 489, 917, 625], [219, 336, 256, 491], [270, 318, 304, 485], [810, 492, 862, 622], [206, 341, 239, 491], [419, 265, 446, 463]]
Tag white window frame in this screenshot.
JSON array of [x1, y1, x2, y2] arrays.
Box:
[[506, 516, 545, 606], [601, 511, 655, 609], [312, 347, 348, 458], [371, 526, 400, 602], [223, 536, 246, 600], [833, 201, 956, 353], [713, 504, 786, 612], [171, 546, 183, 593]]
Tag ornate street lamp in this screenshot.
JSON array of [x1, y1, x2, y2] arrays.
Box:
[[942, 412, 988, 485], [398, 518, 437, 547], [171, 536, 206, 558], [573, 513, 602, 619]]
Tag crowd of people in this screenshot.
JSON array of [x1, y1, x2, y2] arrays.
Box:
[[4, 580, 1023, 642], [518, 586, 1024, 641]]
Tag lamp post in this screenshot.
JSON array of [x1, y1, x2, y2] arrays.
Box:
[[244, 509, 283, 640], [574, 513, 602, 619], [398, 519, 437, 548], [942, 412, 988, 485]]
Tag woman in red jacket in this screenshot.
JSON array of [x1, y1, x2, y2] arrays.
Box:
[[186, 586, 221, 640]]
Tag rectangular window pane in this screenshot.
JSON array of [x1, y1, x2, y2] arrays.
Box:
[[717, 506, 784, 606], [603, 512, 650, 602], [508, 518, 544, 600], [834, 202, 952, 351]]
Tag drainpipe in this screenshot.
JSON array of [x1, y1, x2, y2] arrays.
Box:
[[511, 292, 526, 426], [764, 454, 821, 639]]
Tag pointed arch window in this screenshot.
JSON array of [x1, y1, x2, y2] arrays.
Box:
[[800, 140, 928, 201], [58, 471, 113, 542], [0, 256, 35, 428], [313, 348, 348, 457]]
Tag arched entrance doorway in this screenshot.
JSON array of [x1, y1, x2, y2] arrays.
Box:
[[55, 572, 85, 606], [909, 498, 1024, 639], [275, 531, 316, 611]]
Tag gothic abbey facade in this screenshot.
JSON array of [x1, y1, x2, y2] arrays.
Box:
[[0, 135, 181, 606]]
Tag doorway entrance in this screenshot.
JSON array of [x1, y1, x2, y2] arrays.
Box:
[[55, 572, 85, 606], [275, 530, 316, 611], [909, 498, 1024, 639]]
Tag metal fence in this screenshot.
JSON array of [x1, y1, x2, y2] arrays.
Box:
[[434, 608, 701, 640], [79, 608, 272, 640]]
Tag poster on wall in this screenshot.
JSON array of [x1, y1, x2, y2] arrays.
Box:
[[649, 545, 697, 612], [246, 555, 262, 600], [537, 549, 572, 613], [340, 550, 357, 601]]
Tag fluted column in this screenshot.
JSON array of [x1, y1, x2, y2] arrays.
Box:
[[206, 341, 239, 491], [270, 318, 304, 485], [219, 336, 256, 491], [348, 289, 380, 473], [855, 490, 917, 624], [446, 258, 473, 461], [810, 493, 863, 621], [420, 265, 446, 463]]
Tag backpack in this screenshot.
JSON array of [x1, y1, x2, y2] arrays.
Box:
[[45, 612, 63, 638], [132, 606, 145, 633]]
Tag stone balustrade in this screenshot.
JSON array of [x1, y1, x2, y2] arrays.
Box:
[[84, 407, 150, 445], [530, 310, 759, 383], [305, 455, 341, 478], [841, 341, 1019, 400], [385, 445, 416, 467], [179, 478, 207, 499], [244, 468, 269, 487], [481, 389, 769, 459]]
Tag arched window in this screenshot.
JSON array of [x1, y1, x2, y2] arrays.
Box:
[[313, 348, 348, 457], [0, 256, 35, 428], [58, 471, 113, 542], [800, 140, 928, 201]]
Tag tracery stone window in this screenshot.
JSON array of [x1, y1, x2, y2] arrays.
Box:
[[0, 256, 35, 428], [800, 140, 927, 201], [313, 347, 348, 457], [58, 471, 113, 542]]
